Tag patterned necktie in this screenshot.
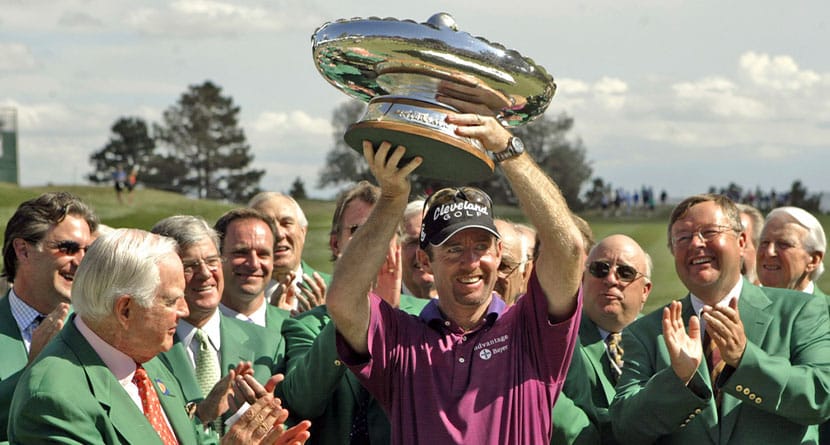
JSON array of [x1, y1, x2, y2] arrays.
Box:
[[194, 329, 220, 397], [349, 386, 371, 444], [606, 332, 624, 383], [133, 366, 179, 445], [703, 331, 725, 407]]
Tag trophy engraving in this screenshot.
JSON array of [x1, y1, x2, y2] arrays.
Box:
[[312, 13, 556, 182]]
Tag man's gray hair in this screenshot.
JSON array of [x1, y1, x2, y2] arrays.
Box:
[[151, 215, 220, 252], [72, 229, 178, 322], [766, 206, 826, 280], [248, 192, 308, 228], [737, 203, 764, 247]]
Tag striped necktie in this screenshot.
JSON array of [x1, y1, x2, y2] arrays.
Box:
[[703, 331, 725, 407]]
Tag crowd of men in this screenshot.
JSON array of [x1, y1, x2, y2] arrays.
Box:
[[2, 97, 830, 444]]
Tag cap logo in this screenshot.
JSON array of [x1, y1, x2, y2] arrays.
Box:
[[432, 201, 490, 221]]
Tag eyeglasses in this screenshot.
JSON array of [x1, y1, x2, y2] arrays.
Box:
[[181, 256, 222, 277], [498, 259, 523, 278], [46, 240, 89, 256], [587, 260, 644, 283], [671, 225, 738, 247], [424, 187, 493, 213]]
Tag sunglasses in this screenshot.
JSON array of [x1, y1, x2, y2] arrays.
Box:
[[46, 240, 89, 256], [424, 187, 493, 213], [587, 260, 643, 283]]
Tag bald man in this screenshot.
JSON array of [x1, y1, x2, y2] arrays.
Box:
[[552, 234, 653, 445]]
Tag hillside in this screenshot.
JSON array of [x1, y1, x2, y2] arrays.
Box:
[[3, 184, 830, 314]]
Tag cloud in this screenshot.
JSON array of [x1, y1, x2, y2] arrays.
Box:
[[250, 110, 332, 136], [127, 0, 320, 37], [554, 77, 628, 111], [0, 43, 37, 71], [739, 51, 821, 91], [672, 76, 769, 119], [57, 11, 105, 29]]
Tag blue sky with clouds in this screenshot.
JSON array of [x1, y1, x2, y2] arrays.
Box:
[[2, 0, 829, 200]]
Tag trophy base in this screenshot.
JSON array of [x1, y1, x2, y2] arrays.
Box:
[[343, 99, 495, 182]]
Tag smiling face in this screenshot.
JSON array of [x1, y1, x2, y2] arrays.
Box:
[[220, 218, 274, 311], [757, 215, 819, 291], [419, 228, 501, 318], [14, 214, 92, 312], [254, 196, 307, 276], [179, 238, 223, 325], [670, 200, 745, 304], [582, 235, 652, 332], [121, 253, 188, 363]]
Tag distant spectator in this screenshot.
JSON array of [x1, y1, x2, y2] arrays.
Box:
[[737, 203, 763, 285], [112, 164, 127, 204], [400, 199, 436, 299], [757, 206, 826, 296]]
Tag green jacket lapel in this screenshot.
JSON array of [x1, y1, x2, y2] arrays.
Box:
[[61, 318, 165, 445], [718, 282, 773, 444], [579, 315, 616, 405], [0, 293, 28, 379], [158, 336, 203, 404], [144, 358, 199, 445], [220, 316, 255, 370]]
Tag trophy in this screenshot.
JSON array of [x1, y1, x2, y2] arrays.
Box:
[[312, 13, 556, 182]]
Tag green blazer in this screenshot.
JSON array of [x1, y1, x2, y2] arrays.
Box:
[[301, 260, 332, 287], [0, 293, 28, 441], [158, 312, 286, 407], [8, 315, 199, 444], [281, 295, 427, 445], [551, 314, 619, 445], [610, 280, 830, 444]]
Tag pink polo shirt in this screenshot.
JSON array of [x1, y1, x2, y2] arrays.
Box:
[[336, 272, 582, 444]]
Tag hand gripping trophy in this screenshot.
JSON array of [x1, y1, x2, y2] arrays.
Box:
[[312, 12, 556, 182]]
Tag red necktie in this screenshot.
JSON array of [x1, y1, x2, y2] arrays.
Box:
[[133, 366, 179, 445]]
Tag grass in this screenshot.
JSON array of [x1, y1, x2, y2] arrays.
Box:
[[3, 183, 829, 315]]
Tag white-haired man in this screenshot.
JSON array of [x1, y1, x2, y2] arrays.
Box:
[[757, 206, 826, 298], [249, 192, 330, 313]]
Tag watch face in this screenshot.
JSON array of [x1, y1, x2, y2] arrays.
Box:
[[512, 137, 525, 152]]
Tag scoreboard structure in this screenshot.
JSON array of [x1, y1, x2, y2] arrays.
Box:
[[0, 107, 19, 185]]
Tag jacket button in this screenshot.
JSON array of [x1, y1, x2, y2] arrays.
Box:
[[334, 359, 342, 366], [755, 397, 763, 404], [743, 388, 751, 395], [735, 385, 743, 392]]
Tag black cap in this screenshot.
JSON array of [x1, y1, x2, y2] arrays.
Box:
[[419, 188, 500, 249]]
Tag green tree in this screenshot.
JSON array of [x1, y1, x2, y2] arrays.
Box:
[[317, 100, 369, 188], [318, 104, 591, 208], [469, 113, 592, 209], [289, 176, 307, 199], [88, 117, 156, 184], [788, 180, 822, 212], [154, 80, 264, 202]]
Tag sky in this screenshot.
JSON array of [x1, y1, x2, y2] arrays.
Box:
[[2, 0, 829, 201]]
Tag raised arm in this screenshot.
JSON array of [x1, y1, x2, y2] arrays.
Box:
[[445, 112, 583, 320], [325, 142, 421, 355]]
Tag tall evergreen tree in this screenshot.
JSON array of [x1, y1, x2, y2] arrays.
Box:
[[88, 117, 155, 184], [154, 80, 264, 202]]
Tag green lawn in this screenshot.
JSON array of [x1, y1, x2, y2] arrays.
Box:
[[2, 184, 829, 315]]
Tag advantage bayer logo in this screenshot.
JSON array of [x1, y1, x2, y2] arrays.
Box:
[[479, 348, 493, 360]]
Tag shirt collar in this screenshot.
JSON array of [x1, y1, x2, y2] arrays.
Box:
[[74, 315, 138, 383], [218, 300, 267, 327], [8, 288, 46, 334], [177, 309, 222, 351], [690, 277, 743, 331], [803, 281, 816, 294], [420, 293, 507, 331]]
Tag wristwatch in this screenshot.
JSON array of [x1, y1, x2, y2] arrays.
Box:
[[492, 136, 525, 163]]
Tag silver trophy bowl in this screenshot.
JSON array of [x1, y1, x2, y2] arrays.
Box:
[[312, 12, 556, 182]]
